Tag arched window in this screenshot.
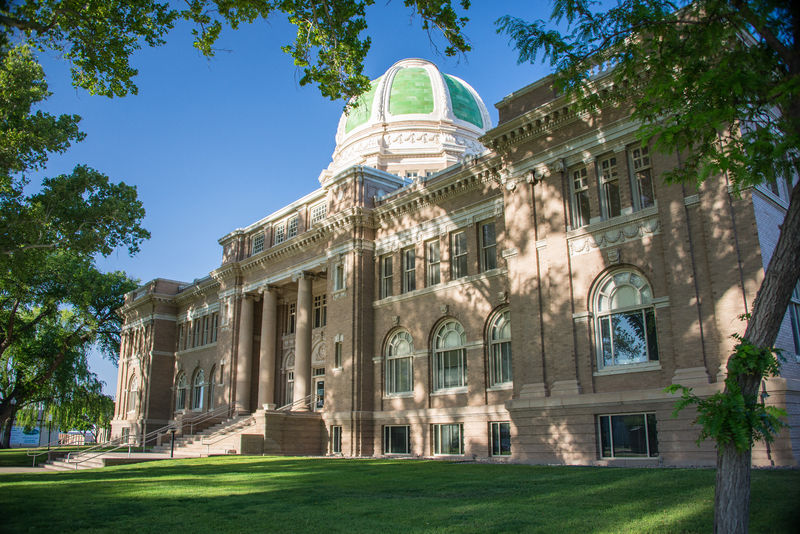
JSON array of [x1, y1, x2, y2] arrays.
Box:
[[127, 374, 138, 414], [175, 373, 187, 412], [192, 369, 205, 411], [386, 330, 413, 395], [208, 366, 216, 410], [488, 309, 512, 386], [433, 321, 467, 391], [594, 270, 659, 369]]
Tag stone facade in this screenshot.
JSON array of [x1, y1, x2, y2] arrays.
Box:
[[112, 59, 800, 466]]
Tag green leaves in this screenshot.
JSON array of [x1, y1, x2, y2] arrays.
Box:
[[496, 0, 799, 190], [667, 336, 786, 453], [2, 1, 472, 103], [0, 46, 83, 179]]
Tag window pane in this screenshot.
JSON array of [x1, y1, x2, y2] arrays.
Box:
[[605, 179, 621, 218], [611, 414, 649, 457], [601, 317, 613, 367], [491, 422, 511, 456], [600, 416, 612, 458], [645, 309, 659, 361], [646, 413, 658, 457], [611, 311, 648, 364], [637, 169, 655, 208], [386, 426, 410, 454], [576, 190, 590, 227]]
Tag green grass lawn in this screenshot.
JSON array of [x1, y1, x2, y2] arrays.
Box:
[[1, 456, 797, 533]]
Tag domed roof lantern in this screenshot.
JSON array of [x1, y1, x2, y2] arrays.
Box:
[[320, 58, 492, 183]]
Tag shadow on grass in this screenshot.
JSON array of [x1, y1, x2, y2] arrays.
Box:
[[1, 457, 797, 533]]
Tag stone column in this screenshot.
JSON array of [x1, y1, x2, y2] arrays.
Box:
[[293, 274, 313, 410], [114, 333, 128, 418], [258, 287, 278, 409], [235, 294, 254, 413]]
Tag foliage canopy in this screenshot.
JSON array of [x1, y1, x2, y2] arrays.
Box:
[[1, 0, 472, 102]]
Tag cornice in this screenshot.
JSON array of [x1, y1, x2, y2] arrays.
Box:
[[483, 76, 622, 155], [174, 277, 222, 304], [374, 156, 503, 224], [239, 207, 375, 273], [118, 292, 177, 315]]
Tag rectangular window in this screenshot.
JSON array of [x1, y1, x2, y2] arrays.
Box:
[[333, 262, 345, 291], [380, 255, 394, 299], [334, 341, 343, 369], [432, 423, 464, 455], [386, 354, 413, 394], [572, 167, 591, 228], [313, 367, 325, 377], [480, 221, 497, 271], [450, 231, 468, 279], [177, 323, 184, 351], [331, 426, 342, 454], [599, 156, 621, 218], [251, 233, 264, 255], [193, 321, 201, 348], [202, 316, 209, 345], [310, 203, 327, 226], [313, 295, 327, 328], [274, 222, 285, 245], [490, 422, 511, 456], [211, 312, 218, 343], [402, 247, 416, 293], [426, 239, 441, 286], [384, 425, 411, 455], [285, 303, 296, 334], [434, 348, 466, 390], [598, 413, 658, 458], [630, 146, 655, 209], [287, 215, 298, 238]]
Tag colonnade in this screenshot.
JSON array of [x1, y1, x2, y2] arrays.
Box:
[[234, 273, 315, 413]]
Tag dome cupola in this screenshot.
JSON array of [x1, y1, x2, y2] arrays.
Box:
[[320, 58, 491, 183]]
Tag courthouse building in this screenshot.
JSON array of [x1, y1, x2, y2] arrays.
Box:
[[111, 58, 800, 465]]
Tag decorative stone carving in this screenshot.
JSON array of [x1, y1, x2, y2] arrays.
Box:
[[568, 214, 661, 256]]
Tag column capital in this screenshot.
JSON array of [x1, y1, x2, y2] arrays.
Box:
[[292, 271, 317, 282]]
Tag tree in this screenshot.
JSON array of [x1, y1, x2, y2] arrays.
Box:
[[0, 0, 471, 103], [497, 1, 799, 532], [0, 45, 146, 447]]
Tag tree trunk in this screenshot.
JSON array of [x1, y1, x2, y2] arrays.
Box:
[[715, 442, 751, 534], [0, 404, 18, 448], [712, 178, 800, 534]]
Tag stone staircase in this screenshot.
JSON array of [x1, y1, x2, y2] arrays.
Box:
[[150, 411, 261, 457], [41, 408, 326, 471]]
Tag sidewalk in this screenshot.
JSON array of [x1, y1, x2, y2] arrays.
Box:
[[0, 466, 47, 474]]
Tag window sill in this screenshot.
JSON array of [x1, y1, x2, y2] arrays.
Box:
[[176, 342, 217, 356], [486, 383, 513, 392], [430, 387, 468, 396], [384, 392, 414, 399], [594, 362, 661, 376]]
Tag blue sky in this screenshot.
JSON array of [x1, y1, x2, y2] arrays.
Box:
[[34, 2, 555, 395]]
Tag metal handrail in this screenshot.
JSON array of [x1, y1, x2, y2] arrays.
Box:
[[183, 404, 236, 435], [65, 405, 237, 469], [26, 439, 85, 467], [276, 394, 317, 412]]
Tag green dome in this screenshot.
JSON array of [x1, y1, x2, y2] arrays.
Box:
[[342, 59, 488, 135]]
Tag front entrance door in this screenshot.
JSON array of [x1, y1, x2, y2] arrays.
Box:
[[315, 380, 324, 410]]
